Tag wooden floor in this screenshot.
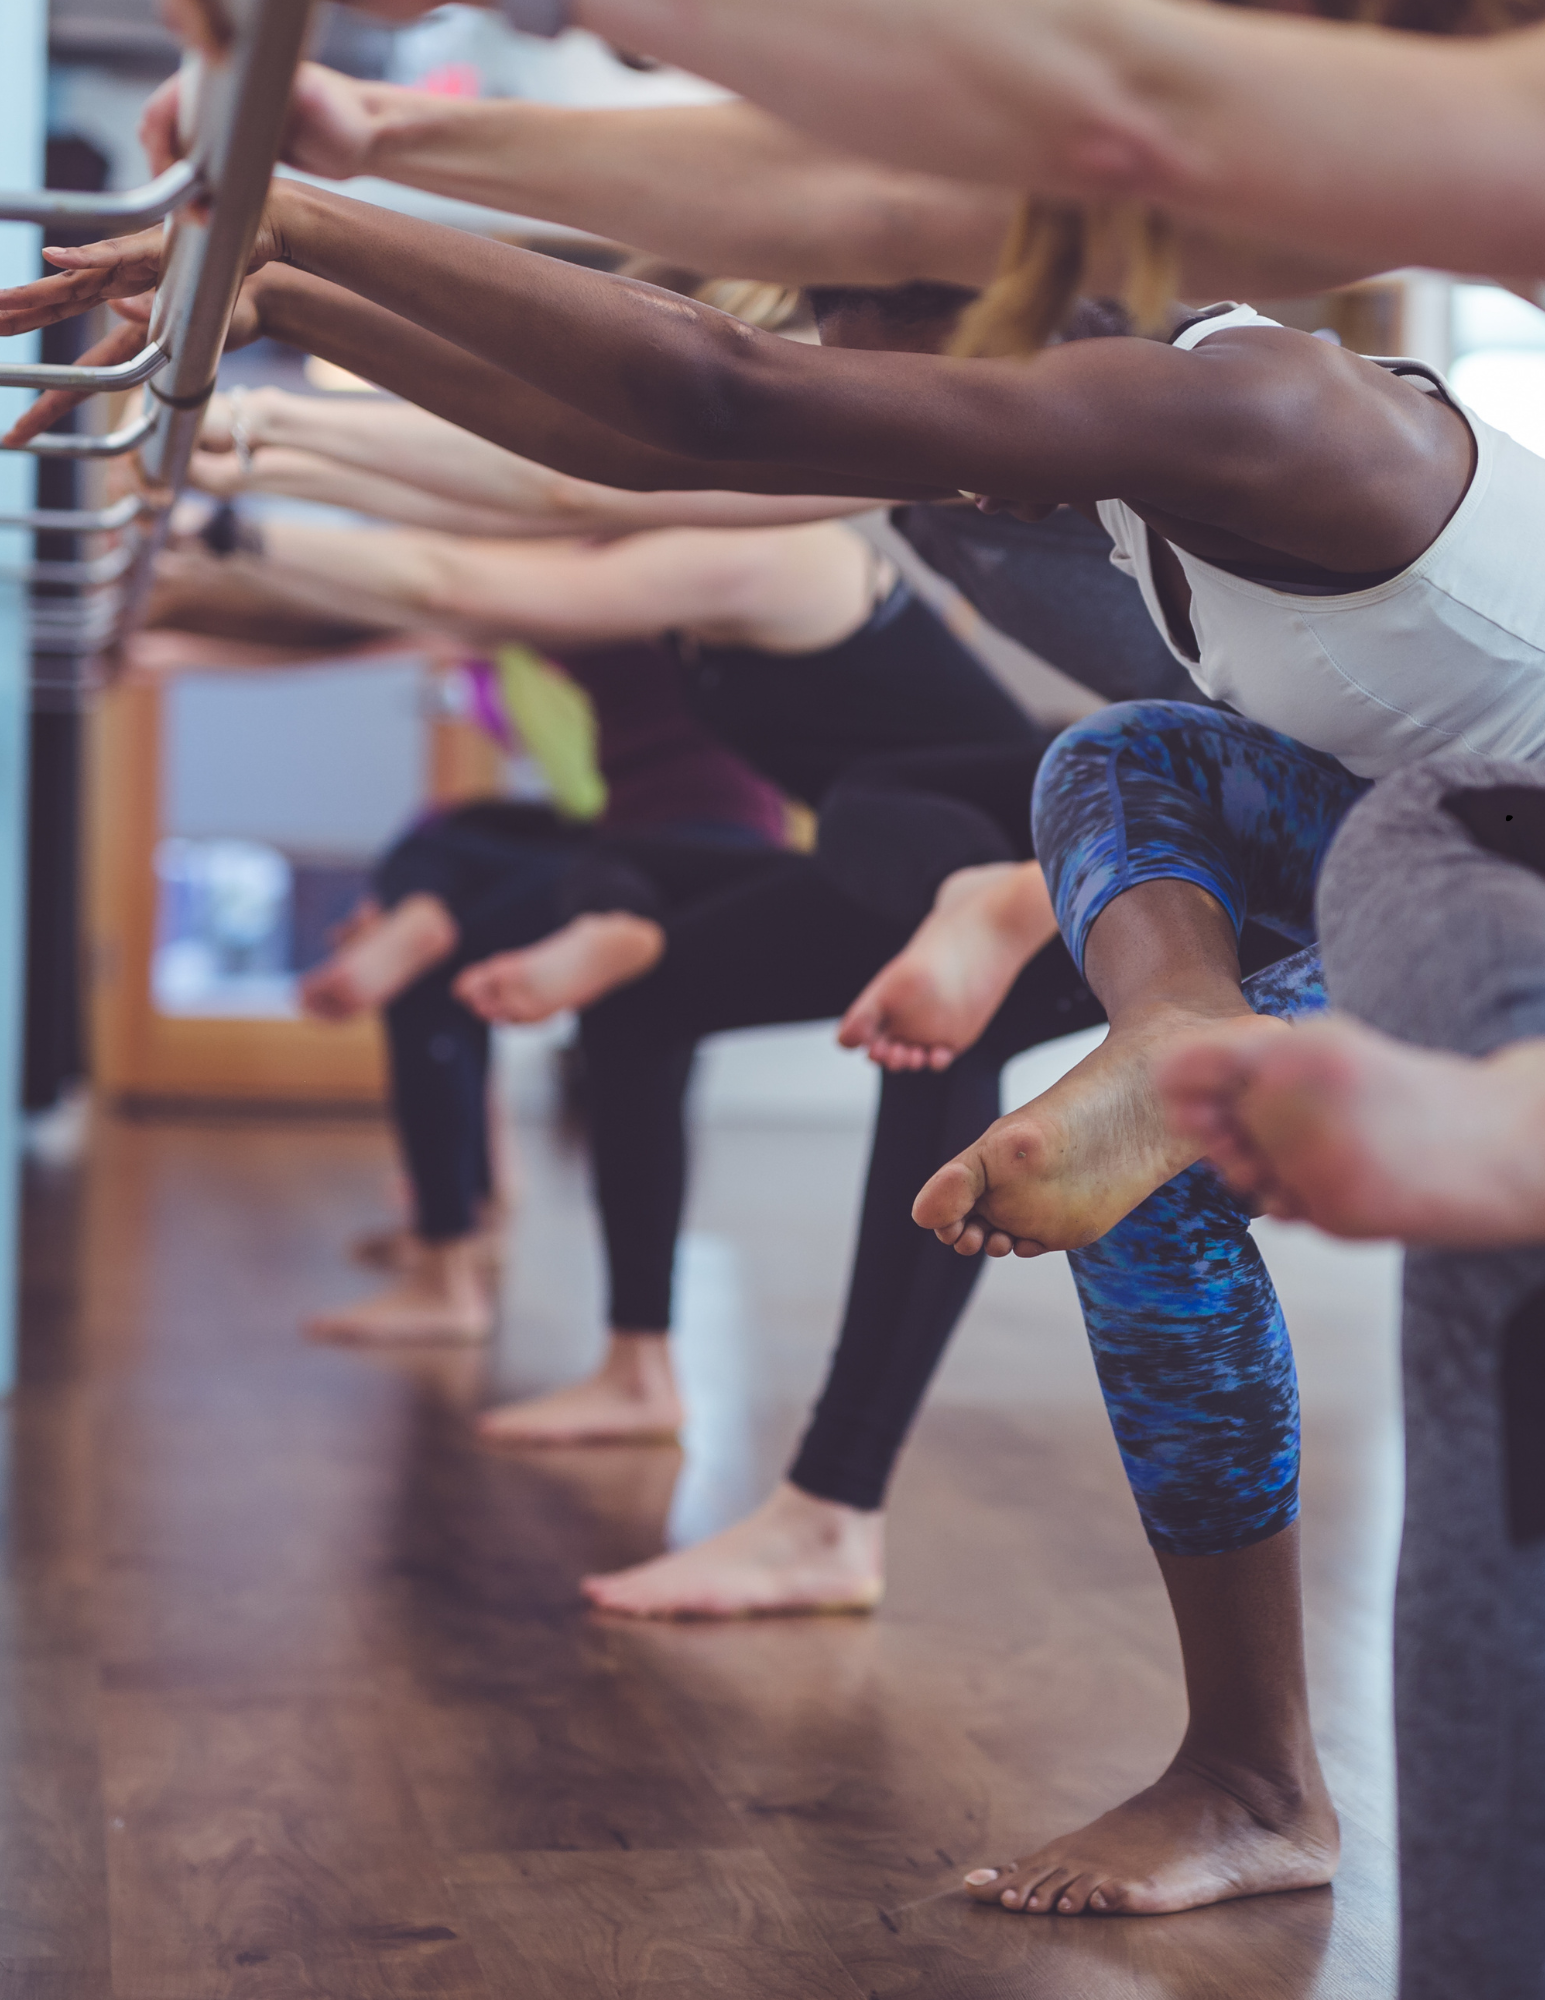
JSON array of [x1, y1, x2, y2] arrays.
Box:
[[2, 1048, 1404, 1998]]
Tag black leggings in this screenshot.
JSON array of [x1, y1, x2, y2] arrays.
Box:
[[576, 741, 1098, 1507], [373, 803, 585, 1242]]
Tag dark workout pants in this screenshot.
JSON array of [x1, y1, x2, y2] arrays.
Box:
[[577, 840, 1105, 1506], [373, 803, 583, 1242], [1316, 754, 1545, 2000], [580, 738, 1296, 1516]]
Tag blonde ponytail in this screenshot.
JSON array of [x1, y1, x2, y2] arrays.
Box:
[[950, 196, 1181, 362]]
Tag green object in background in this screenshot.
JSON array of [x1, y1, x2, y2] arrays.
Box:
[[493, 645, 608, 822]]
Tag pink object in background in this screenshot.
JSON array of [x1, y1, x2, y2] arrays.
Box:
[[415, 62, 483, 97]]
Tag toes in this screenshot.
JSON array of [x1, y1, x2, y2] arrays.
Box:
[[950, 1220, 986, 1256], [911, 1155, 986, 1232], [982, 1228, 1014, 1256], [1052, 1872, 1102, 1914], [1018, 1866, 1073, 1913], [836, 997, 880, 1049], [963, 1867, 1002, 1902], [1010, 1236, 1048, 1257]]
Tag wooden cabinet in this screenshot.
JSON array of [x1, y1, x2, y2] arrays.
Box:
[[85, 634, 501, 1108]]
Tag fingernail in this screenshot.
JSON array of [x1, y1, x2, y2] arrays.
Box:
[[964, 1869, 998, 1886]]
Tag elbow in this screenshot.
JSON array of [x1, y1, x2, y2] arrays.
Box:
[[636, 330, 794, 464]]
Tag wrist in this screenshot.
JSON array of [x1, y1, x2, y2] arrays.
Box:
[[352, 83, 428, 181]]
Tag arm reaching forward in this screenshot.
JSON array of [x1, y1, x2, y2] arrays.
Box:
[[139, 66, 1014, 288], [193, 387, 881, 535], [0, 179, 1471, 566], [563, 0, 1545, 281]]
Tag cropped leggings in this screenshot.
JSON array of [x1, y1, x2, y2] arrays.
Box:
[[1030, 701, 1372, 1551], [582, 733, 1314, 1543]]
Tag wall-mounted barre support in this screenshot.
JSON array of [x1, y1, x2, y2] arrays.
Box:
[[20, 410, 158, 458], [0, 494, 142, 533], [0, 341, 168, 393], [0, 545, 137, 588], [0, 158, 201, 231], [3, 0, 315, 655]]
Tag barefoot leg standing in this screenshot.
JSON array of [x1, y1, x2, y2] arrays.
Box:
[[968, 1526, 1337, 1914]]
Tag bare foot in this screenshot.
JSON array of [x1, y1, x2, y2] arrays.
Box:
[[581, 1481, 885, 1618], [913, 1005, 1288, 1256], [453, 913, 665, 1025], [304, 1238, 493, 1345], [476, 1332, 683, 1446], [839, 862, 1060, 1072], [1160, 1013, 1545, 1246], [300, 894, 459, 1019], [963, 1753, 1339, 1916]]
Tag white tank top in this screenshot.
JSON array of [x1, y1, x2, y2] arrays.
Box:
[[1095, 304, 1545, 777]]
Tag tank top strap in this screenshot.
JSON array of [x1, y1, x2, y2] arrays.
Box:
[[1363, 355, 1465, 412], [1170, 303, 1284, 350]]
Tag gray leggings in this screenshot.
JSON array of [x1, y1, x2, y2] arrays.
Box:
[[1317, 752, 1545, 2000]]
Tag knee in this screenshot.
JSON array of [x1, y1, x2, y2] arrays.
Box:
[[1029, 699, 1197, 851]]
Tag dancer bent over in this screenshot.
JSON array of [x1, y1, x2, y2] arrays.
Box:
[[912, 311, 1545, 1258]]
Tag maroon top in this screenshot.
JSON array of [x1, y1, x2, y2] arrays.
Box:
[[462, 641, 786, 842]]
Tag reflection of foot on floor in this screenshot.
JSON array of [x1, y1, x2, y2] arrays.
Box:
[[581, 1480, 885, 1619], [304, 1237, 493, 1346], [913, 1005, 1287, 1258], [965, 1752, 1339, 1916], [300, 894, 459, 1019], [1161, 1011, 1545, 1245], [453, 913, 665, 1026], [476, 1332, 683, 1446], [839, 861, 1059, 1072]]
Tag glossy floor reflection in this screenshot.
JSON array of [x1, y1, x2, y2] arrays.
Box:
[[3, 1025, 1400, 1997]]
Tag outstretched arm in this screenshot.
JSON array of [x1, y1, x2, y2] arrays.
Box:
[[567, 0, 1545, 281], [246, 516, 873, 652], [193, 387, 879, 534], [0, 184, 1459, 554], [140, 66, 1013, 287], [138, 58, 1380, 300]]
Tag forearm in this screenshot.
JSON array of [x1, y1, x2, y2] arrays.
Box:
[[218, 386, 879, 530], [261, 518, 469, 625], [256, 232, 942, 495], [573, 0, 1545, 278], [359, 90, 1013, 285], [254, 518, 733, 651], [221, 389, 566, 513], [191, 444, 548, 536]]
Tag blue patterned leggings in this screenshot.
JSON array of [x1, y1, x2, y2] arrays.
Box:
[[1031, 702, 1371, 1554]]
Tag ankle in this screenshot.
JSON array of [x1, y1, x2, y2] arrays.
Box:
[[418, 1235, 486, 1294], [396, 893, 460, 960], [1170, 1737, 1331, 1828], [1113, 993, 1264, 1039], [601, 1331, 677, 1400], [772, 1481, 884, 1556]]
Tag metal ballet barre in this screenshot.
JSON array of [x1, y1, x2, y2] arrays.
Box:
[[0, 158, 201, 234], [0, 0, 313, 639]]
